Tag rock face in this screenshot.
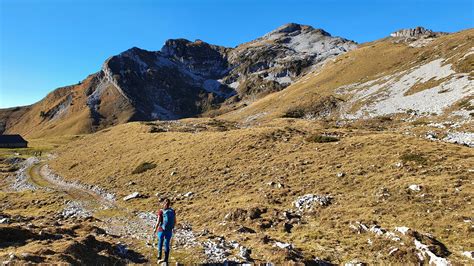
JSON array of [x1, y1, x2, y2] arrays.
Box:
[[0, 23, 356, 137], [90, 23, 357, 117], [225, 23, 357, 99], [390, 26, 446, 38]]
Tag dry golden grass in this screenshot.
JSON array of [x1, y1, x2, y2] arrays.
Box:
[[0, 74, 135, 138], [404, 76, 450, 96], [45, 118, 474, 263]]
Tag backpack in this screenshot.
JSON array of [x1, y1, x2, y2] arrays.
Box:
[[161, 208, 175, 231]]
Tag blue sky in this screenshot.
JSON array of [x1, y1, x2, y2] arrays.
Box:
[[0, 0, 473, 108]]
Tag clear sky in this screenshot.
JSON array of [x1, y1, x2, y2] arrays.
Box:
[[0, 0, 473, 108]]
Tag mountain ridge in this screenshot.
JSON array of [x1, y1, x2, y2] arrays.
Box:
[[0, 23, 358, 137]]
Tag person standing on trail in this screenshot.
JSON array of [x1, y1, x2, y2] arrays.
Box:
[[153, 198, 176, 264]]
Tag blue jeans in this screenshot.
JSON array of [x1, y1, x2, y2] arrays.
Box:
[[157, 230, 172, 255]]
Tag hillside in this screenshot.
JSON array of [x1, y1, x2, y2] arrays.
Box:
[[0, 23, 356, 138], [221, 28, 473, 124], [5, 118, 466, 264]]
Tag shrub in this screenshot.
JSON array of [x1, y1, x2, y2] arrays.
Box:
[[149, 126, 166, 133], [283, 106, 306, 118], [282, 96, 342, 119], [132, 162, 156, 174], [412, 120, 429, 126], [306, 134, 339, 143], [377, 116, 393, 122], [400, 152, 427, 165]]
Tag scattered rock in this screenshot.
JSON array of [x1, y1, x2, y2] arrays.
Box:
[[61, 201, 92, 218], [201, 237, 234, 263], [376, 187, 391, 200], [462, 251, 474, 260], [349, 221, 368, 234], [345, 260, 367, 266], [425, 132, 438, 140], [239, 246, 252, 261], [267, 181, 284, 188], [443, 132, 474, 147], [409, 184, 422, 192], [224, 208, 247, 221], [281, 210, 301, 221], [414, 238, 450, 265], [0, 217, 10, 224], [123, 192, 141, 201], [275, 241, 292, 249], [394, 162, 403, 168], [337, 172, 346, 178], [294, 194, 333, 211], [183, 191, 194, 198], [388, 247, 399, 256], [236, 226, 256, 234], [395, 226, 410, 235], [369, 225, 386, 236], [9, 157, 39, 191]]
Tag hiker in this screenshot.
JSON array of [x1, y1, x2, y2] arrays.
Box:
[[153, 198, 176, 264]]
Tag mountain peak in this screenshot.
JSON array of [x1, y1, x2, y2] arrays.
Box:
[[118, 46, 149, 57], [160, 38, 227, 59], [262, 23, 333, 42], [266, 23, 332, 36], [273, 23, 312, 33]]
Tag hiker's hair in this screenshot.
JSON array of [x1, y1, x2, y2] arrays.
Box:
[[163, 198, 171, 205]]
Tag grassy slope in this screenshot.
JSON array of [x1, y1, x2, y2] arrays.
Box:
[[220, 29, 474, 123], [0, 74, 135, 138], [48, 118, 474, 263]]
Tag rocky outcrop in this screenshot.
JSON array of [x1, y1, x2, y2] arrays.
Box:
[[390, 26, 447, 38], [225, 23, 357, 99]]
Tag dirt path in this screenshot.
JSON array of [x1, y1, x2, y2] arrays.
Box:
[[23, 158, 162, 261], [27, 161, 113, 210], [22, 157, 219, 263]]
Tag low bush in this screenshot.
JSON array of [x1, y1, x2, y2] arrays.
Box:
[[132, 162, 156, 174], [306, 134, 339, 143], [400, 152, 427, 165], [282, 96, 342, 119], [283, 106, 306, 118]]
